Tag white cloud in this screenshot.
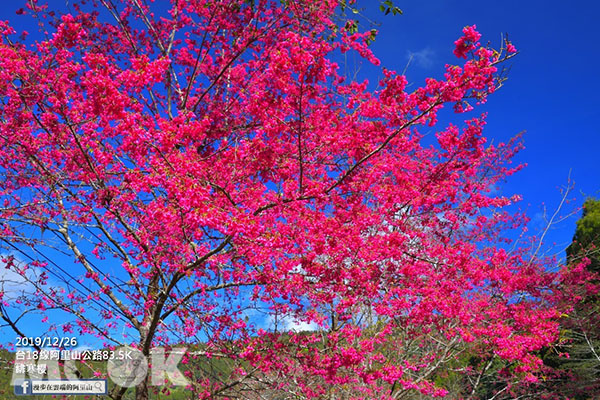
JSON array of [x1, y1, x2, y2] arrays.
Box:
[[268, 313, 319, 333], [407, 47, 436, 69], [282, 318, 319, 332], [0, 253, 36, 296]]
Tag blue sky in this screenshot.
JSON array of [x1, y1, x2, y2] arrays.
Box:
[[0, 1, 598, 347], [355, 0, 600, 259]]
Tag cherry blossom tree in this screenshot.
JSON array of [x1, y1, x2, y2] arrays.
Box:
[[0, 0, 570, 398]]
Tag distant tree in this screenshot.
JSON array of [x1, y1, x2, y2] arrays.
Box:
[[525, 198, 600, 399], [567, 199, 600, 274], [417, 198, 600, 400]]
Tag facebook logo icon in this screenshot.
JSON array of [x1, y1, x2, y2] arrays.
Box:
[[13, 379, 31, 395]]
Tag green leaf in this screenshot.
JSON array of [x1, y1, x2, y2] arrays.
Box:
[[379, 0, 402, 16]]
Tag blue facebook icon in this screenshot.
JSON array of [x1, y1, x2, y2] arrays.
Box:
[[13, 379, 31, 395]]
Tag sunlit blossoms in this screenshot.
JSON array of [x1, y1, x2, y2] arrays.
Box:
[[0, 1, 574, 399]]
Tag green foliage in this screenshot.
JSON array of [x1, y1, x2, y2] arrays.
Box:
[[541, 198, 600, 399], [337, 0, 402, 41], [567, 198, 600, 273], [345, 19, 359, 34], [340, 0, 402, 17], [365, 29, 378, 46], [379, 0, 403, 16]]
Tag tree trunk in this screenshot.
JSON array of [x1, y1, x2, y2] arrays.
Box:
[[135, 375, 149, 400]]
